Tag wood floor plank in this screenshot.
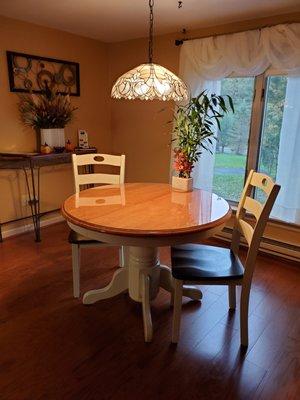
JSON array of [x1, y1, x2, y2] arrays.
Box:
[[253, 337, 300, 400]]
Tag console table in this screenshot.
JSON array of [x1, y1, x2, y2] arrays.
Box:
[[0, 149, 96, 242]]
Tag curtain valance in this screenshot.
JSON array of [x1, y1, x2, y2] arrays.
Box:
[[179, 23, 300, 82]]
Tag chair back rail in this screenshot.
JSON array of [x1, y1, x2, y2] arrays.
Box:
[[72, 153, 125, 193]]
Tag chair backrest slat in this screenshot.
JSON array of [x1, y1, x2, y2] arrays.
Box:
[[77, 173, 121, 186], [243, 196, 263, 220], [237, 219, 254, 246], [72, 153, 125, 193], [251, 171, 274, 195], [75, 153, 123, 167]]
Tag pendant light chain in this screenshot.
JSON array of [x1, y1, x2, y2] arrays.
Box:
[[148, 0, 154, 63]]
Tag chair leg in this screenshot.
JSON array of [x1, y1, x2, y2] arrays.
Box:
[[141, 271, 153, 342], [228, 285, 236, 310], [172, 279, 183, 344], [119, 246, 125, 267], [170, 290, 174, 308], [72, 244, 81, 298], [240, 286, 250, 347]]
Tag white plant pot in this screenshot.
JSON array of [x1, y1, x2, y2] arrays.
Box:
[[172, 176, 193, 192], [40, 128, 65, 148]]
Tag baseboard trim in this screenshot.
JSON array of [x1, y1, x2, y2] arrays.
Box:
[[216, 227, 300, 263], [1, 214, 64, 239]]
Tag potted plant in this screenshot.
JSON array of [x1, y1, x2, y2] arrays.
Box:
[[172, 90, 234, 192], [18, 86, 77, 153]]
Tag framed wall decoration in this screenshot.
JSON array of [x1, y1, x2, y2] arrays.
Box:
[[6, 51, 80, 96]]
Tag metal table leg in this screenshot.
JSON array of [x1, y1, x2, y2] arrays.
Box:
[[23, 163, 41, 242]]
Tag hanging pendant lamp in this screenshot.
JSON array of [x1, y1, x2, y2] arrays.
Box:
[[111, 0, 188, 101]]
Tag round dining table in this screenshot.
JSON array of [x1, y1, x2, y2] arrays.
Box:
[[62, 182, 231, 342]]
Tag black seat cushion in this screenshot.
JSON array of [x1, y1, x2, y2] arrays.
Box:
[[171, 244, 244, 281], [68, 230, 103, 245]]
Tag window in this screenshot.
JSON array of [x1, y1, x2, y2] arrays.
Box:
[[255, 76, 287, 205], [213, 77, 254, 202], [257, 76, 287, 180], [211, 72, 300, 225]]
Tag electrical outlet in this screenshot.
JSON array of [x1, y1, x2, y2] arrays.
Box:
[[21, 194, 29, 207]]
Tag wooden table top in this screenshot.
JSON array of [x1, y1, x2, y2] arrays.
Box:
[[62, 183, 231, 237]]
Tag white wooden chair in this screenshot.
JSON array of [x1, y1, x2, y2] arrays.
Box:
[[171, 170, 280, 347], [69, 153, 126, 298]]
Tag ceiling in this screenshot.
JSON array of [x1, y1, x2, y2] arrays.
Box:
[[0, 0, 299, 42]]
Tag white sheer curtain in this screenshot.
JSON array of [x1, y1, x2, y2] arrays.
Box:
[[179, 23, 300, 82], [178, 23, 300, 222], [272, 76, 300, 223], [190, 80, 221, 191]]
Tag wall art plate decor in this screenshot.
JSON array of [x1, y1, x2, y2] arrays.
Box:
[[7, 51, 80, 96]]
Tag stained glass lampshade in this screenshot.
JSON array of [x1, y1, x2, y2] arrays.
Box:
[[111, 63, 189, 101]]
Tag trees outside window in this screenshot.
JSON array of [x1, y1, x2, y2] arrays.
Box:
[[213, 77, 254, 201]]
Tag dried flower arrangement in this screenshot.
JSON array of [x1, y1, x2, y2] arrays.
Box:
[[18, 86, 77, 130]]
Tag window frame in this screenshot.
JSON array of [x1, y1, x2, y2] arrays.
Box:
[[220, 70, 300, 228]]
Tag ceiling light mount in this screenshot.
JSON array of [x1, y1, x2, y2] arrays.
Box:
[[111, 0, 188, 101]]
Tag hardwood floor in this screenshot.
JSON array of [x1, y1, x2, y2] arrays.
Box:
[[0, 222, 299, 400]]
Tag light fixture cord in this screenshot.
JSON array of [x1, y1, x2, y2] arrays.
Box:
[[148, 0, 154, 63]]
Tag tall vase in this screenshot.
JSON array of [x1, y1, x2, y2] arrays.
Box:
[[40, 128, 65, 148]]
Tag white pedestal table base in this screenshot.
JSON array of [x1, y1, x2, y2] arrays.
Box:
[[82, 246, 202, 342]]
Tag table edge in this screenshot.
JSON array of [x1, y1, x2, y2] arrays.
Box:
[[61, 202, 232, 238]]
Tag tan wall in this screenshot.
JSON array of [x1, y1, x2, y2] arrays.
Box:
[[109, 12, 300, 183], [0, 16, 111, 231]]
